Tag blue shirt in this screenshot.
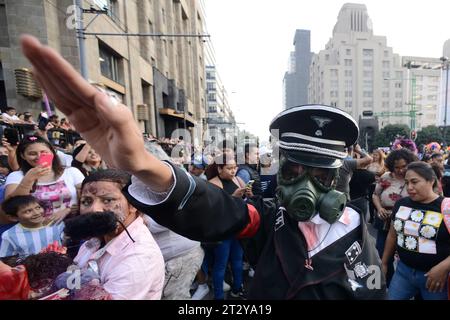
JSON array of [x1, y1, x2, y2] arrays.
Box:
[[0, 222, 64, 257]]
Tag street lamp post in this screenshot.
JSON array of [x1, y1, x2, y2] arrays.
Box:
[[441, 56, 449, 146]]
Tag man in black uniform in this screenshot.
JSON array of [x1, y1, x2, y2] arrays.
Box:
[[21, 35, 386, 300]]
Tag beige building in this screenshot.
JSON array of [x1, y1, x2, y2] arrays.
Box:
[[0, 0, 207, 140], [401, 56, 441, 131], [308, 3, 446, 133]]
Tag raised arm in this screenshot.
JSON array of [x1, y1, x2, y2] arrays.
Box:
[[20, 35, 172, 192]]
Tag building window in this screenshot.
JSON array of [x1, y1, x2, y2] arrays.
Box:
[[384, 50, 389, 58], [208, 93, 217, 102], [395, 101, 402, 108], [207, 82, 216, 91], [364, 71, 373, 78], [208, 106, 217, 113], [363, 91, 373, 98], [344, 59, 352, 66], [330, 80, 339, 88], [345, 91, 352, 98], [330, 69, 338, 77], [94, 0, 119, 19], [345, 70, 352, 77], [206, 71, 215, 80], [428, 95, 437, 101], [382, 71, 390, 79], [330, 91, 339, 98], [345, 80, 352, 87], [396, 71, 403, 79], [325, 54, 330, 61], [382, 101, 389, 108], [363, 49, 373, 57], [382, 91, 390, 98], [428, 86, 438, 91], [363, 101, 373, 108], [383, 81, 389, 89], [383, 61, 390, 68], [395, 82, 402, 89], [363, 60, 373, 67], [346, 49, 351, 55], [395, 92, 402, 99], [363, 80, 373, 89], [99, 42, 123, 84], [345, 101, 352, 108]]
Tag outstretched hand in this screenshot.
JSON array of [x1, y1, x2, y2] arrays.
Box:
[[20, 35, 172, 191]]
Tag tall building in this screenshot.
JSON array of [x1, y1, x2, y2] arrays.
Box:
[[205, 65, 236, 140], [202, 3, 236, 145], [0, 0, 207, 140], [283, 29, 312, 108], [309, 3, 407, 129], [401, 57, 441, 131]]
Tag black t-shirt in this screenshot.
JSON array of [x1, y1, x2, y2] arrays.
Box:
[[391, 196, 450, 271], [349, 169, 376, 200]]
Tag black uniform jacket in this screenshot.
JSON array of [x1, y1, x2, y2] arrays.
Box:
[[124, 161, 386, 300]]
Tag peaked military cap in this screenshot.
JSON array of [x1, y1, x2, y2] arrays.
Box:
[[270, 105, 359, 168]]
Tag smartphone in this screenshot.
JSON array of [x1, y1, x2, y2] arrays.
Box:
[[246, 180, 255, 188], [4, 128, 20, 145], [38, 114, 50, 131], [37, 153, 54, 168]]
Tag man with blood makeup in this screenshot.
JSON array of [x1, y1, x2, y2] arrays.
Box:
[[60, 170, 165, 300]]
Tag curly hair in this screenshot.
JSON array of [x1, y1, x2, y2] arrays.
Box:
[[385, 148, 418, 172]]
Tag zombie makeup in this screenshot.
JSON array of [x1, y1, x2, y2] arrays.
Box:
[[80, 181, 129, 222]]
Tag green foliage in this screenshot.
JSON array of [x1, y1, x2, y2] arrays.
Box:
[[373, 124, 410, 148], [416, 126, 443, 146]]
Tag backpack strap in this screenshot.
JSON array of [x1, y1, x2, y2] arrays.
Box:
[[440, 198, 450, 234]]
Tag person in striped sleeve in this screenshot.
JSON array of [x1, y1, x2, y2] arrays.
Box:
[[0, 195, 65, 258]]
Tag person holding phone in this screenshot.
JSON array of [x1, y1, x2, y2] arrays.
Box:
[[4, 135, 84, 224], [206, 153, 247, 299]]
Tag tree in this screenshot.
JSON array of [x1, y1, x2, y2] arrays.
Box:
[[373, 124, 410, 148], [416, 125, 443, 146]]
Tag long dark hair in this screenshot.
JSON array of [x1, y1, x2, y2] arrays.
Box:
[[16, 135, 64, 176], [205, 153, 237, 180]]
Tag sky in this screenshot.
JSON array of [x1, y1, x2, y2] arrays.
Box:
[[204, 0, 450, 143]]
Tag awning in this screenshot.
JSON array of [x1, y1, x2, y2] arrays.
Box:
[[159, 108, 196, 127]]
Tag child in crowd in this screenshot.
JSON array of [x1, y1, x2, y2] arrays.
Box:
[[0, 195, 64, 258]]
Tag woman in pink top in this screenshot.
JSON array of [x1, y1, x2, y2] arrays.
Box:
[[4, 136, 84, 224]]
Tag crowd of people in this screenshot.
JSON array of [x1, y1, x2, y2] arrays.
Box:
[[0, 35, 449, 301]]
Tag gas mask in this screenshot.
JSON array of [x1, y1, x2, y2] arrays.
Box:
[[276, 157, 347, 224]]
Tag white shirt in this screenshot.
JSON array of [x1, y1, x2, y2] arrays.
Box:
[[298, 207, 360, 258], [1, 113, 20, 122]]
